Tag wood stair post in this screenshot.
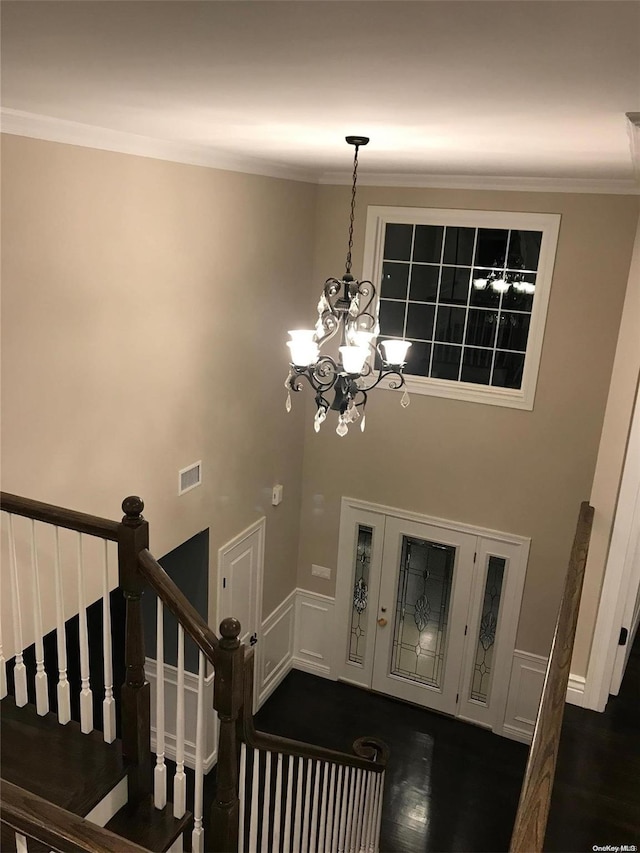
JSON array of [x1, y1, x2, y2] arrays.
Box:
[[210, 617, 243, 853], [117, 496, 151, 806]]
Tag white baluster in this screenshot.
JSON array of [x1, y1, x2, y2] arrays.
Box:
[[301, 758, 312, 853], [318, 761, 330, 853], [261, 750, 272, 853], [101, 541, 115, 742], [249, 749, 260, 852], [366, 773, 379, 853], [77, 534, 93, 733], [53, 527, 70, 724], [337, 766, 349, 853], [292, 756, 303, 853], [238, 743, 247, 853], [346, 767, 361, 853], [357, 771, 371, 853], [15, 832, 28, 853], [273, 752, 283, 853], [154, 598, 167, 809], [173, 624, 186, 818], [373, 771, 385, 853], [326, 763, 338, 853], [29, 521, 49, 716], [8, 514, 27, 706], [192, 650, 206, 853], [309, 760, 321, 853], [283, 754, 294, 853]]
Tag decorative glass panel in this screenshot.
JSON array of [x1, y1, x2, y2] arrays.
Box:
[[390, 536, 455, 689], [348, 525, 372, 665], [470, 556, 506, 703], [377, 222, 543, 392]]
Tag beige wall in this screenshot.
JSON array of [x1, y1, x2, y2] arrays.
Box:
[[1, 134, 317, 637], [297, 184, 639, 659]]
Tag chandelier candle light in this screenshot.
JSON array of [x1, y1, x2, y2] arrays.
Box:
[[285, 136, 411, 437]]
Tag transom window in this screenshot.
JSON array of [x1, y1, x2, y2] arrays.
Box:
[[363, 207, 560, 409]]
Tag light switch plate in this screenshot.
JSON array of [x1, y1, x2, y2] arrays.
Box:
[[272, 484, 283, 506], [311, 564, 331, 580]]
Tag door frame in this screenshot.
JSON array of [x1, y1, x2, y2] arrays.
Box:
[[335, 497, 530, 733], [216, 516, 265, 713]]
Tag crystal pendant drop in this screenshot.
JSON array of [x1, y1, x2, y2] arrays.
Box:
[[285, 391, 292, 413], [360, 414, 366, 432], [336, 417, 349, 437], [401, 389, 410, 408], [348, 296, 360, 317], [313, 407, 326, 433]]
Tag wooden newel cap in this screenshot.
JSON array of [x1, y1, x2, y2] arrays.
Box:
[[219, 616, 241, 640], [122, 495, 144, 519]]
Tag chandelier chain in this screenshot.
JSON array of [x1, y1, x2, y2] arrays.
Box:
[[345, 144, 360, 276]]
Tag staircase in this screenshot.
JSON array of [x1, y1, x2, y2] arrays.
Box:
[[0, 492, 389, 852]]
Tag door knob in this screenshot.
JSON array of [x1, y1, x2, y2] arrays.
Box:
[[377, 617, 388, 627]]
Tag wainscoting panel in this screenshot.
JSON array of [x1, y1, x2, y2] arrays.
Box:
[[502, 650, 547, 743], [146, 657, 216, 772], [292, 590, 336, 678], [257, 589, 296, 708]]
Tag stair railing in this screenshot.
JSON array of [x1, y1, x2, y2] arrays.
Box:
[[509, 500, 595, 853], [1, 780, 150, 853], [237, 647, 389, 853], [1, 492, 390, 853], [0, 492, 152, 808]]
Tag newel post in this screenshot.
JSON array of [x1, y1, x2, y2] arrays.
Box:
[[117, 496, 151, 805], [210, 617, 243, 853]]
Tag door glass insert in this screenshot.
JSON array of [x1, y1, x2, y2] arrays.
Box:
[[390, 536, 455, 689], [470, 556, 506, 703], [349, 525, 372, 665]]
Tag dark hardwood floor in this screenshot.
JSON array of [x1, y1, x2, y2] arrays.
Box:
[[178, 633, 640, 852], [254, 673, 527, 853], [545, 631, 640, 853]]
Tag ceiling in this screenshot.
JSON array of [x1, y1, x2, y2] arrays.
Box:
[[2, 1, 639, 189]]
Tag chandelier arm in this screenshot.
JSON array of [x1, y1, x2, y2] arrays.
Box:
[[354, 280, 376, 319], [356, 367, 407, 394]]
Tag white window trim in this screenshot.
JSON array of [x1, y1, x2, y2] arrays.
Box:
[[362, 206, 561, 410]]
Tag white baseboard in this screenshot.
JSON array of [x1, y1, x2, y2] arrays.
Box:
[[292, 589, 337, 679], [566, 672, 586, 707], [258, 589, 296, 708], [146, 657, 217, 773]]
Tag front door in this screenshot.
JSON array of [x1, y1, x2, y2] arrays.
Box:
[[371, 517, 476, 715]]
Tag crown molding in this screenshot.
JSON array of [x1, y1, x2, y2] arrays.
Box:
[[319, 170, 640, 195], [2, 108, 638, 195], [0, 109, 319, 184]]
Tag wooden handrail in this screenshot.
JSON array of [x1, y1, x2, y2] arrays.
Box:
[[137, 548, 219, 661], [0, 491, 120, 540], [0, 780, 149, 853], [240, 648, 389, 773], [510, 500, 594, 853]]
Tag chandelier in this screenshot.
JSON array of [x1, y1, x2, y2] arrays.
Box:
[[284, 136, 411, 437]]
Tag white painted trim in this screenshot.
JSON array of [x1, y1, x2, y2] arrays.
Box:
[[146, 657, 217, 773], [566, 673, 586, 707], [584, 381, 640, 711], [257, 589, 296, 708], [0, 109, 317, 184], [292, 590, 336, 679], [320, 170, 640, 195], [85, 777, 128, 828], [501, 649, 547, 744], [362, 206, 560, 411], [4, 109, 637, 196], [340, 496, 531, 548], [217, 516, 265, 712]]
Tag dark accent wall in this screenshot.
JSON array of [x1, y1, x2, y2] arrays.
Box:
[[142, 528, 209, 672]]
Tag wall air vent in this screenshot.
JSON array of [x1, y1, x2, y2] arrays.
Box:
[[178, 461, 202, 496]]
